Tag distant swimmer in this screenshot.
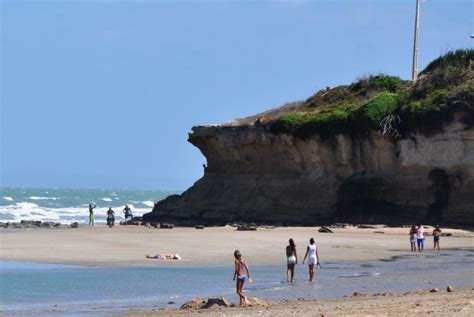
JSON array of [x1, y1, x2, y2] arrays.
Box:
[[433, 225, 442, 252], [88, 203, 96, 226], [233, 250, 252, 307], [302, 238, 320, 282], [286, 238, 298, 283], [123, 204, 133, 222]]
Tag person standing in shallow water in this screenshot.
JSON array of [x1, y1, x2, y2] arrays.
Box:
[[302, 238, 320, 282], [286, 238, 297, 283], [233, 250, 252, 307], [88, 203, 96, 226], [409, 225, 417, 252], [433, 225, 442, 252], [416, 224, 425, 252]]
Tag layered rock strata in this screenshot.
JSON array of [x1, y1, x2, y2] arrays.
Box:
[[144, 111, 474, 226]]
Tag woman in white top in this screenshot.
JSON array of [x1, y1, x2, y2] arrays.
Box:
[[302, 238, 319, 282]]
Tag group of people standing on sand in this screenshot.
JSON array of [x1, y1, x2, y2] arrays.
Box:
[[409, 224, 443, 252], [233, 237, 320, 307], [87, 203, 133, 226]]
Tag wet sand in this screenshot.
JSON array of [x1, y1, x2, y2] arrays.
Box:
[[0, 225, 472, 266]]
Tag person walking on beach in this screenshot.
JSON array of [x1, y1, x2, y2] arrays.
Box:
[[286, 238, 298, 283], [433, 225, 442, 252], [416, 224, 425, 252], [88, 203, 96, 226], [233, 250, 252, 307], [302, 238, 319, 282], [409, 225, 417, 252], [123, 204, 133, 222]]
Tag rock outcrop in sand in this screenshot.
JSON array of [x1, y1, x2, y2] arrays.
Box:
[[144, 50, 474, 226]]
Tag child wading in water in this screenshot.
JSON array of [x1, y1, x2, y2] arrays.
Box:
[[233, 250, 252, 307]]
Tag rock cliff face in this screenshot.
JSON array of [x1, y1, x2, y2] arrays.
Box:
[[144, 111, 474, 226]]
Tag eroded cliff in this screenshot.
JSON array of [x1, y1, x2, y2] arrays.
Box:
[[143, 50, 474, 226]]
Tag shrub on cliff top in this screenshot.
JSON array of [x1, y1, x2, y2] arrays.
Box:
[[269, 49, 473, 139], [355, 92, 399, 124], [349, 75, 405, 95], [421, 49, 473, 75]]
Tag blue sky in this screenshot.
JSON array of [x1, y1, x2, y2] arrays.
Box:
[[1, 0, 472, 190]]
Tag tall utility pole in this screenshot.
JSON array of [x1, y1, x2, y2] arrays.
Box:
[[412, 0, 421, 81]]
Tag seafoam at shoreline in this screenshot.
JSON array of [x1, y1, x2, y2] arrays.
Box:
[[0, 187, 179, 224]]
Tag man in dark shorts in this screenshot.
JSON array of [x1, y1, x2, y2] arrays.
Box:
[[123, 204, 133, 221]]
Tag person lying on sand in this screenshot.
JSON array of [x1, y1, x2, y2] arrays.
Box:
[[145, 254, 181, 260]]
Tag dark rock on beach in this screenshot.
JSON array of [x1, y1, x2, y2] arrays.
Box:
[[318, 226, 333, 233], [180, 297, 269, 310], [237, 224, 257, 231]]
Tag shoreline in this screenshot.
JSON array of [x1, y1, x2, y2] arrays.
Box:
[[1, 226, 473, 267]]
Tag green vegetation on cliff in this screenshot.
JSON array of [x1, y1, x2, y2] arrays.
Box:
[[270, 49, 473, 139]]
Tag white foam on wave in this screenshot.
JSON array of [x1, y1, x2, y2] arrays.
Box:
[[101, 198, 113, 202], [30, 196, 58, 201], [0, 202, 151, 224], [142, 201, 155, 207], [2, 197, 14, 201]]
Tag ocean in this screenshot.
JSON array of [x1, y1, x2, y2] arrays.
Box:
[[1, 249, 473, 316], [0, 187, 179, 224]]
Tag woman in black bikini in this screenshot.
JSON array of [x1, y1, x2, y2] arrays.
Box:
[[233, 250, 252, 307]]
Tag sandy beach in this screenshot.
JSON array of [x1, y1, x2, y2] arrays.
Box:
[[1, 225, 473, 316], [124, 287, 474, 316], [0, 225, 473, 266]]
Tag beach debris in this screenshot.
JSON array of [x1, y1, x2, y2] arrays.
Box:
[[180, 298, 206, 310], [1, 221, 71, 229], [429, 288, 439, 293], [373, 231, 385, 234], [442, 232, 453, 237], [180, 297, 270, 310], [195, 225, 205, 229], [202, 297, 231, 309], [246, 297, 272, 307], [318, 226, 333, 233], [237, 224, 257, 231], [330, 223, 350, 228], [160, 223, 174, 229], [69, 222, 79, 228], [447, 286, 454, 292], [180, 297, 230, 310], [357, 224, 376, 229]]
